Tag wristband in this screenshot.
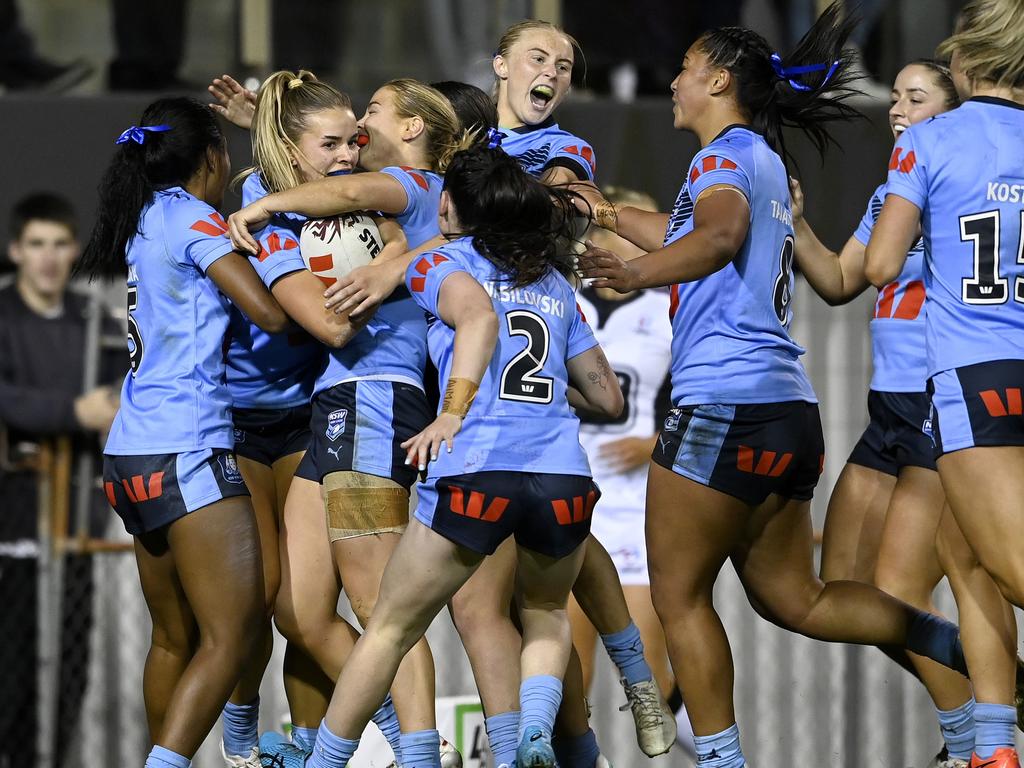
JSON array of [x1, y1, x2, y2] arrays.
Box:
[[441, 377, 479, 418], [594, 200, 618, 233]]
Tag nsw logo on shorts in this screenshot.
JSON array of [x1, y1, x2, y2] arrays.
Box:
[[664, 409, 682, 433], [326, 408, 348, 442], [219, 453, 245, 484]]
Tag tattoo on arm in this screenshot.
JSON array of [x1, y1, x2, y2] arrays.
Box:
[[588, 352, 611, 391]]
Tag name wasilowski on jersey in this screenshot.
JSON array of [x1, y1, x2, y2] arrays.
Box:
[[576, 288, 672, 513]]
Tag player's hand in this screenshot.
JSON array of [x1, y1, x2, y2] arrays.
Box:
[[565, 181, 607, 219], [74, 385, 119, 433], [789, 177, 805, 222], [208, 74, 257, 130], [324, 260, 404, 317], [578, 241, 640, 293], [228, 203, 270, 255], [599, 436, 657, 473], [401, 413, 463, 471]]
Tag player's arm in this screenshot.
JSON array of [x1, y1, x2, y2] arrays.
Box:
[[790, 178, 869, 305], [206, 251, 289, 333], [228, 173, 411, 255], [400, 272, 499, 470], [864, 194, 920, 288], [567, 345, 624, 419], [568, 182, 669, 252], [579, 185, 750, 291], [270, 269, 368, 348], [324, 234, 447, 317]]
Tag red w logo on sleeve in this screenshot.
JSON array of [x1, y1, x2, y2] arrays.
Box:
[[410, 253, 450, 293], [190, 213, 229, 236], [689, 156, 738, 185], [888, 148, 917, 174]]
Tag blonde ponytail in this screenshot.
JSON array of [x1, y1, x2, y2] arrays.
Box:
[[383, 78, 461, 172], [937, 0, 1024, 90]]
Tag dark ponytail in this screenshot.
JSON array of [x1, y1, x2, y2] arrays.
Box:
[[699, 1, 862, 172], [443, 146, 577, 288], [78, 97, 225, 278]]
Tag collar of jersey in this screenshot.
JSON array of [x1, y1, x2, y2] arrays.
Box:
[[711, 123, 754, 144], [502, 116, 557, 135], [969, 95, 1024, 112]]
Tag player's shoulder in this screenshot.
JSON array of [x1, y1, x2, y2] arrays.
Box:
[[241, 170, 269, 206], [156, 187, 224, 234], [690, 125, 759, 177]]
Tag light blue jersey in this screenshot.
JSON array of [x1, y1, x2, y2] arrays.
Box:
[[852, 183, 928, 392], [885, 97, 1024, 376], [499, 118, 596, 181], [106, 188, 236, 454], [226, 172, 323, 409], [406, 238, 598, 477], [664, 125, 816, 406], [313, 166, 439, 395]]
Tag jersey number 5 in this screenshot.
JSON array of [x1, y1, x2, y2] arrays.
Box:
[[500, 310, 553, 404], [127, 285, 144, 376], [960, 210, 1024, 305]]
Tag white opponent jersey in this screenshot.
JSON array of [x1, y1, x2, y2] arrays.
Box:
[[577, 288, 672, 512]]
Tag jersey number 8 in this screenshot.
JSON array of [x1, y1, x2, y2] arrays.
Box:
[[772, 235, 796, 326]]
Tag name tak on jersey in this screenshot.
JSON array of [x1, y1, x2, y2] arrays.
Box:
[[987, 181, 1024, 203], [483, 281, 566, 318]]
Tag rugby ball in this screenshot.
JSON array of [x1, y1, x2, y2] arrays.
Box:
[[299, 213, 384, 287]]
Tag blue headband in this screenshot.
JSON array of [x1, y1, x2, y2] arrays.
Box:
[[485, 127, 503, 150], [115, 124, 173, 145], [770, 53, 840, 92]]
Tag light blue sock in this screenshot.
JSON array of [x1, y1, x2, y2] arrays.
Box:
[[974, 702, 1015, 759], [936, 697, 975, 761], [485, 711, 520, 766], [398, 728, 441, 768], [371, 695, 403, 764], [221, 697, 260, 756], [693, 723, 745, 768], [552, 727, 601, 768], [145, 745, 190, 768], [308, 720, 359, 768], [906, 611, 968, 675], [291, 725, 319, 752], [601, 621, 653, 686], [518, 675, 563, 739]]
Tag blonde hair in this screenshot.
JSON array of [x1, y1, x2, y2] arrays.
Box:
[[492, 20, 583, 99], [383, 78, 466, 172], [241, 70, 352, 193], [937, 0, 1024, 90]]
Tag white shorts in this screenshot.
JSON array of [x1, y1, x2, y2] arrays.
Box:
[[589, 506, 649, 586]]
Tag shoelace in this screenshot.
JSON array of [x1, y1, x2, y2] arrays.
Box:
[[620, 682, 664, 730], [257, 751, 287, 768]]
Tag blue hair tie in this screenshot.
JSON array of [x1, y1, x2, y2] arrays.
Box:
[[485, 127, 503, 150], [770, 53, 840, 92], [115, 124, 173, 145]]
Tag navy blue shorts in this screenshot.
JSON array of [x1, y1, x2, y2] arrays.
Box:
[[232, 405, 312, 466], [103, 448, 250, 536], [415, 471, 599, 557], [651, 401, 824, 506], [847, 390, 935, 475], [306, 380, 431, 487], [929, 359, 1024, 458]]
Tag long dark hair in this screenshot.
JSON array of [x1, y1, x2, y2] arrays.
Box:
[[431, 80, 499, 134], [443, 146, 577, 288], [698, 1, 861, 171], [78, 97, 225, 277]]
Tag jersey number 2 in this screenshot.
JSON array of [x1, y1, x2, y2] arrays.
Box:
[[960, 210, 1024, 305], [499, 310, 553, 404], [127, 286, 144, 376]]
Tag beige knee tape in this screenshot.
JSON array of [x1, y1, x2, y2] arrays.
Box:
[[324, 472, 409, 541]]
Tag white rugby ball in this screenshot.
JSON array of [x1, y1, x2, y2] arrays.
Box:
[[299, 213, 384, 286]]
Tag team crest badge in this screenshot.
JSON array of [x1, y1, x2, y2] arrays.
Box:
[[219, 453, 244, 484], [326, 409, 348, 442], [664, 409, 681, 433]]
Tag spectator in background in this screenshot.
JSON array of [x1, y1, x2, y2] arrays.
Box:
[[0, 193, 123, 765], [0, 0, 91, 92]]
